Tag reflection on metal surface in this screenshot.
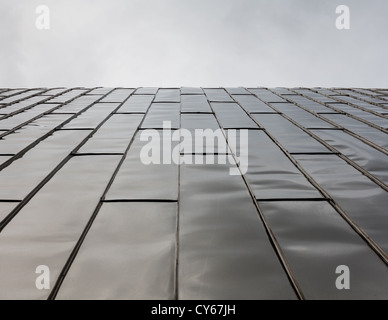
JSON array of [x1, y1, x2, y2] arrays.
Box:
[[0, 87, 387, 300]]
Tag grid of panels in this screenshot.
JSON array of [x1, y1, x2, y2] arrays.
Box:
[[0, 87, 387, 300]]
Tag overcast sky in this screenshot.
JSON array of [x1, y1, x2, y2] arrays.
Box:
[[0, 0, 387, 87]]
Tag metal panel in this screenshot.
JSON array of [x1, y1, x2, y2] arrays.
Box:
[[99, 88, 134, 103], [270, 103, 334, 129], [232, 94, 276, 113], [52, 95, 102, 113], [134, 87, 158, 95], [78, 114, 143, 154], [0, 155, 121, 299], [0, 130, 92, 200], [312, 130, 388, 185], [0, 104, 59, 130], [181, 87, 203, 95], [56, 202, 177, 300], [179, 163, 297, 300], [62, 103, 119, 129], [106, 131, 179, 201], [141, 103, 180, 130], [238, 130, 323, 199], [154, 89, 180, 103], [181, 95, 212, 113], [295, 154, 388, 254], [203, 89, 234, 102], [117, 95, 153, 113], [252, 114, 330, 153], [260, 201, 388, 300], [48, 89, 88, 103], [225, 87, 251, 95], [181, 114, 227, 154], [0, 114, 73, 155], [321, 114, 388, 149], [0, 96, 50, 115], [212, 103, 259, 129], [248, 88, 286, 103]]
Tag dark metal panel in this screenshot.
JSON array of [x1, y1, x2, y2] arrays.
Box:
[[48, 89, 88, 103], [181, 95, 212, 113], [56, 202, 177, 300], [0, 96, 50, 115], [117, 95, 154, 113], [154, 89, 180, 103], [0, 89, 44, 104], [62, 103, 119, 129], [181, 87, 203, 95], [260, 201, 388, 300], [0, 114, 73, 154], [179, 163, 297, 300], [0, 104, 59, 130], [232, 95, 276, 113], [248, 88, 286, 103], [0, 130, 92, 200], [181, 114, 227, 154], [284, 95, 332, 113], [203, 89, 234, 102], [321, 114, 388, 149], [99, 88, 135, 103], [78, 114, 143, 154], [225, 87, 251, 95], [212, 103, 259, 129], [240, 131, 323, 200], [252, 114, 329, 153], [295, 154, 388, 254], [134, 87, 159, 95], [141, 103, 180, 130], [332, 96, 387, 113], [326, 104, 388, 128], [52, 95, 102, 114], [0, 155, 121, 300], [270, 103, 334, 129], [106, 131, 179, 201], [312, 130, 388, 185]]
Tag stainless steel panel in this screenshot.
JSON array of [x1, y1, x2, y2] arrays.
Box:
[[134, 87, 158, 95], [0, 104, 59, 130], [52, 95, 102, 114], [56, 202, 177, 300], [117, 95, 154, 113], [181, 87, 203, 95], [260, 201, 388, 300], [154, 89, 180, 103], [99, 89, 134, 103], [248, 88, 286, 103], [239, 131, 323, 199], [252, 114, 330, 153], [321, 114, 388, 149], [0, 114, 73, 155], [212, 103, 259, 129], [295, 154, 388, 254], [62, 103, 119, 129], [232, 95, 276, 113], [0, 155, 121, 299], [181, 95, 212, 113], [78, 114, 143, 154], [0, 130, 92, 200], [179, 163, 297, 300], [204, 89, 234, 102], [312, 130, 388, 185], [106, 131, 179, 201], [141, 103, 180, 129]]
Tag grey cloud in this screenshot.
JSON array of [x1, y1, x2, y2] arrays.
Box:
[[0, 0, 387, 87]]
